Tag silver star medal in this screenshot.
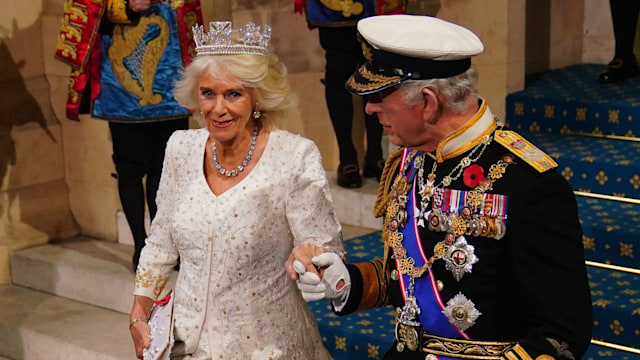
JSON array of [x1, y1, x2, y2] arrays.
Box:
[[443, 235, 478, 281], [442, 292, 481, 332]]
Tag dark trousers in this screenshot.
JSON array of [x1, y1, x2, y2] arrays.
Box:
[[319, 26, 383, 167], [610, 0, 640, 62], [109, 118, 188, 257]]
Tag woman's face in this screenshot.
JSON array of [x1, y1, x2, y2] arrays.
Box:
[[198, 72, 255, 144]]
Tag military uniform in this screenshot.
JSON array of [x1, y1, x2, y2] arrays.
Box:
[[336, 101, 593, 360]]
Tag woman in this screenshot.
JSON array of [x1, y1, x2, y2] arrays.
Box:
[[128, 21, 344, 359]]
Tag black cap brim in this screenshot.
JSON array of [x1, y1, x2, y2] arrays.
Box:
[[345, 63, 405, 95]]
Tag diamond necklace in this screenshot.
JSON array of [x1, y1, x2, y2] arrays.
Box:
[[211, 124, 258, 177]]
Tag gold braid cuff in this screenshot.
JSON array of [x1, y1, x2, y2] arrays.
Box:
[[353, 259, 389, 311], [107, 0, 132, 24]]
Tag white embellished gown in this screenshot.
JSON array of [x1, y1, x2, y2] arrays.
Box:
[[134, 128, 343, 359]]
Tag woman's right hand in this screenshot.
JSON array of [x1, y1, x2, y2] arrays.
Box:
[[130, 320, 152, 359]]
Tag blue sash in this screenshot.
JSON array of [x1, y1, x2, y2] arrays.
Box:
[[396, 153, 469, 340], [93, 3, 188, 122]]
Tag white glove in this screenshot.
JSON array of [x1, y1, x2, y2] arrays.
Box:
[[293, 260, 324, 301], [293, 253, 351, 305]]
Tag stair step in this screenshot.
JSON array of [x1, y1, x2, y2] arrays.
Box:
[[310, 299, 395, 359], [522, 132, 640, 199], [10, 236, 176, 314], [506, 63, 640, 138], [589, 265, 640, 349], [584, 341, 640, 360], [577, 194, 640, 268], [0, 284, 135, 359]]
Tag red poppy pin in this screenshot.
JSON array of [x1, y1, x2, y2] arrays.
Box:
[[155, 292, 172, 306], [463, 164, 485, 188]]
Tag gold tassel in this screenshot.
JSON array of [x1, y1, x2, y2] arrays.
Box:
[[373, 148, 404, 272]]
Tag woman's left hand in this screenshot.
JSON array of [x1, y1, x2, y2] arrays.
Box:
[[285, 243, 327, 280], [130, 320, 151, 359], [129, 295, 155, 359]]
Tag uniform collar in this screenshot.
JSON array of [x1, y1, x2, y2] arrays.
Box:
[[435, 99, 495, 162]]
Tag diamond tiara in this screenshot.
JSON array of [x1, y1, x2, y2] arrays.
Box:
[[193, 21, 272, 56]]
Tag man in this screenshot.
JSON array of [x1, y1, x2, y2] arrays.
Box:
[[295, 0, 406, 188], [56, 0, 202, 270], [287, 15, 593, 360], [597, 0, 640, 83]]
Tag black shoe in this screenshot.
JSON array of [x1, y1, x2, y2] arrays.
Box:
[[337, 163, 362, 188], [598, 58, 640, 83], [363, 159, 385, 182]]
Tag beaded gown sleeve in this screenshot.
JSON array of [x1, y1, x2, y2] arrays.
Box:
[[133, 131, 180, 299], [285, 138, 345, 256]]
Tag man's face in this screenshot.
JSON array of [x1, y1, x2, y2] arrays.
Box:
[[365, 86, 428, 149]]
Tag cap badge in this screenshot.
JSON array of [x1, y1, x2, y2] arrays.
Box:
[[360, 37, 374, 62]]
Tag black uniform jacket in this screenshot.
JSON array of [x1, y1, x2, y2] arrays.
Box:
[[335, 102, 593, 360]]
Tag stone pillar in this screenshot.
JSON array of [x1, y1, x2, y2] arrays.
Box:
[[438, 0, 526, 120]]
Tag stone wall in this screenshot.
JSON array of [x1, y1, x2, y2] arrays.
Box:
[[0, 0, 80, 283], [0, 0, 625, 283]]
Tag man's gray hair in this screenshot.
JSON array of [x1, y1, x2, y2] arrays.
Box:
[[399, 68, 479, 114]]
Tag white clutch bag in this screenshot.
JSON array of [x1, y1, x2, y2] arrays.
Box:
[[143, 291, 175, 360]]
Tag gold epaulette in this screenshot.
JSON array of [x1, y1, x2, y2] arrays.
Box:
[[494, 130, 558, 173], [373, 148, 404, 218]]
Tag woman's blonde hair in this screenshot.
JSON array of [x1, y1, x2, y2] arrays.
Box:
[[173, 52, 297, 131]]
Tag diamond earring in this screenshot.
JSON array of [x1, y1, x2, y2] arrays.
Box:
[[253, 104, 261, 119]]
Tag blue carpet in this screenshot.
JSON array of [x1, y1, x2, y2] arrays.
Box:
[[583, 343, 640, 360], [523, 132, 640, 199], [589, 266, 640, 349], [577, 195, 640, 268], [309, 231, 640, 359], [309, 232, 394, 359], [506, 64, 640, 138]]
